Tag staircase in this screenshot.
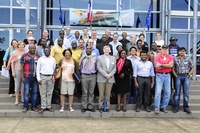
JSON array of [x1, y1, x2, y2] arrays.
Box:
[[0, 75, 200, 118]]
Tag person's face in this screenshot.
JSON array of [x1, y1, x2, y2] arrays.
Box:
[[88, 39, 94, 47], [113, 34, 118, 42], [64, 50, 71, 59], [91, 31, 97, 38], [122, 33, 127, 40], [79, 40, 85, 48], [59, 31, 65, 38], [43, 30, 48, 38], [170, 39, 176, 45], [57, 38, 63, 47], [71, 41, 77, 49], [130, 48, 136, 56], [18, 43, 25, 49], [66, 28, 71, 35], [44, 48, 50, 57], [161, 48, 168, 55], [74, 32, 80, 38], [178, 49, 186, 56], [29, 44, 36, 54], [139, 35, 144, 41], [151, 43, 157, 51], [102, 35, 108, 42], [27, 31, 33, 37], [86, 46, 92, 55], [104, 47, 110, 55], [83, 29, 88, 35], [120, 51, 126, 58], [155, 33, 161, 40], [130, 35, 136, 43], [41, 39, 47, 47], [117, 46, 123, 52], [106, 30, 111, 37], [137, 41, 142, 48], [140, 53, 147, 61], [12, 40, 18, 48]]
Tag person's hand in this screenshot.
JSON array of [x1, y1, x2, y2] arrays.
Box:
[[51, 76, 55, 83], [151, 83, 154, 89], [119, 73, 124, 78], [22, 77, 25, 83], [135, 82, 139, 88], [12, 73, 16, 78], [106, 74, 111, 79], [38, 80, 42, 85]]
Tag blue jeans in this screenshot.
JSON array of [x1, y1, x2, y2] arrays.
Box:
[[173, 75, 190, 110], [154, 73, 171, 110], [24, 77, 38, 109]]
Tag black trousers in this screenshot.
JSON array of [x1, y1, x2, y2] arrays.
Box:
[[136, 77, 151, 108], [8, 68, 15, 94]]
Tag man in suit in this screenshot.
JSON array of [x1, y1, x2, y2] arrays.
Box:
[[96, 34, 113, 55], [97, 46, 116, 113]]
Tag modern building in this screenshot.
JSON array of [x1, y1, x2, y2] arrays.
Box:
[[0, 0, 199, 75]]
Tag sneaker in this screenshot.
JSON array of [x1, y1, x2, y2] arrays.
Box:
[[160, 108, 167, 113], [69, 107, 74, 112], [172, 107, 179, 113], [60, 107, 64, 113], [184, 108, 192, 114], [22, 108, 28, 113]]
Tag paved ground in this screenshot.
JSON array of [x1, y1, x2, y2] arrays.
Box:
[[0, 117, 200, 133]]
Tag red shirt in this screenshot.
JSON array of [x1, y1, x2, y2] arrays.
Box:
[[155, 53, 173, 73]]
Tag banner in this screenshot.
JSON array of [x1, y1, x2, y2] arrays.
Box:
[[69, 8, 134, 27]]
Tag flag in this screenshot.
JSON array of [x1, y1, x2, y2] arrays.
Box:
[[118, 0, 122, 27], [146, 3, 152, 30], [63, 11, 66, 26], [87, 0, 92, 22], [136, 15, 141, 28], [59, 0, 63, 25]]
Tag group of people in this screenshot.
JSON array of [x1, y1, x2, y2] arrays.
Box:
[[2, 27, 194, 114]]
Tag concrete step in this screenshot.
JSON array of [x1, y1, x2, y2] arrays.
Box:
[[0, 109, 199, 118]]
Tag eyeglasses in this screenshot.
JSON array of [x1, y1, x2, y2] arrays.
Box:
[[89, 42, 94, 43]]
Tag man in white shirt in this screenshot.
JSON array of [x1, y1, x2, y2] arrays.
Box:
[[109, 32, 122, 56], [37, 47, 56, 113]]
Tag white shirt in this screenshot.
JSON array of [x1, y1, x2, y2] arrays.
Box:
[[36, 56, 56, 81], [155, 40, 164, 47], [54, 37, 71, 49], [105, 55, 110, 69], [110, 41, 122, 56]]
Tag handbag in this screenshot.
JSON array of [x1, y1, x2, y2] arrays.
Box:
[[55, 66, 61, 79]]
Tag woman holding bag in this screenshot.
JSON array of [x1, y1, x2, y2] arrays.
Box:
[[57, 48, 80, 112]]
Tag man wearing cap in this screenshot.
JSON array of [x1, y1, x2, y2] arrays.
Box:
[[172, 47, 194, 114], [169, 37, 179, 56], [25, 36, 35, 51], [154, 44, 173, 114]]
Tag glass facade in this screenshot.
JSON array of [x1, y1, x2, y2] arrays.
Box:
[[0, 0, 200, 73]]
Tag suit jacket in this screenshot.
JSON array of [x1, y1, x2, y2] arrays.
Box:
[[97, 55, 116, 83]]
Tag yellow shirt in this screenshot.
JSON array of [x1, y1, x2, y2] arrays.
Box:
[[71, 49, 82, 63], [50, 44, 64, 64]]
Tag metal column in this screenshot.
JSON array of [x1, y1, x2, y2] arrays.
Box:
[[25, 0, 30, 33], [167, 0, 171, 45], [161, 0, 166, 41], [192, 0, 198, 80]]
